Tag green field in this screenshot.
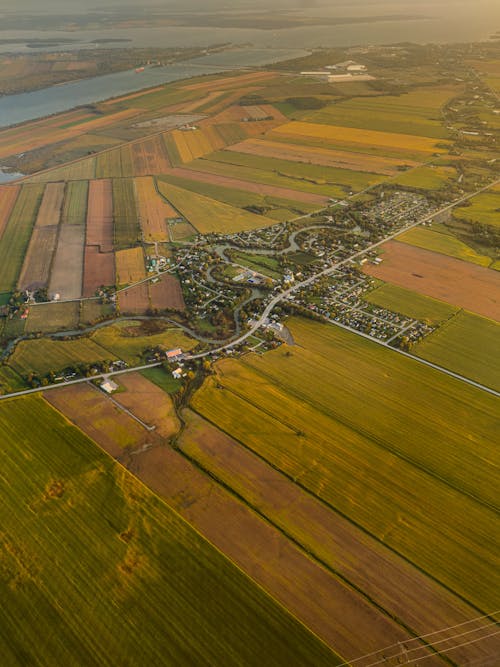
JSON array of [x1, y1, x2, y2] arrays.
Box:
[[415, 310, 500, 391], [302, 88, 456, 139], [188, 158, 347, 198], [9, 337, 115, 377], [0, 395, 338, 666], [193, 318, 500, 612], [364, 283, 458, 324], [0, 365, 25, 394], [391, 165, 456, 190], [233, 251, 282, 279], [0, 183, 45, 292], [158, 173, 317, 218], [92, 320, 195, 365], [112, 178, 140, 248], [26, 302, 80, 334], [453, 192, 500, 228], [140, 366, 181, 394], [156, 179, 277, 234], [397, 225, 494, 267], [62, 180, 89, 225], [202, 150, 383, 192]]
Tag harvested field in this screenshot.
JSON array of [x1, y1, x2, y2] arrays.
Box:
[[0, 396, 333, 667], [9, 337, 113, 377], [149, 274, 185, 311], [0, 183, 44, 292], [398, 226, 493, 267], [226, 138, 412, 175], [363, 241, 500, 321], [25, 301, 80, 334], [17, 182, 65, 291], [134, 176, 175, 241], [86, 179, 113, 252], [17, 226, 58, 291], [157, 180, 286, 233], [169, 220, 197, 241], [83, 247, 115, 296], [178, 408, 499, 665], [164, 166, 328, 204], [118, 283, 150, 315], [115, 373, 179, 439], [115, 247, 145, 285], [49, 223, 85, 300], [0, 185, 20, 238], [45, 383, 147, 457], [193, 318, 500, 612], [135, 444, 421, 662], [130, 135, 171, 176], [112, 178, 140, 248], [415, 311, 500, 392], [92, 320, 195, 365]]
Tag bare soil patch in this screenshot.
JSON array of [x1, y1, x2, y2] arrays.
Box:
[[49, 223, 85, 300], [118, 282, 150, 314], [83, 246, 115, 296], [86, 179, 113, 252], [363, 241, 500, 321], [149, 274, 185, 311], [115, 372, 179, 439]]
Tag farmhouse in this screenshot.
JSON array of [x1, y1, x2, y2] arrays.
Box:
[[100, 379, 119, 394], [166, 348, 183, 360]]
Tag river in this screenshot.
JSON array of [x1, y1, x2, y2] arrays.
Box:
[[0, 48, 308, 129]]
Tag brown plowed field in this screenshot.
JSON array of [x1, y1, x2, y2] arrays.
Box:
[[178, 409, 499, 665], [115, 372, 179, 439], [18, 226, 58, 291], [364, 241, 500, 321], [0, 185, 20, 238], [134, 445, 428, 662], [118, 282, 150, 314], [166, 167, 328, 205], [35, 182, 65, 226], [115, 246, 146, 285], [227, 138, 414, 175], [130, 135, 171, 176], [83, 246, 115, 296], [49, 223, 85, 299], [86, 179, 113, 252], [134, 176, 176, 241], [45, 384, 148, 458], [149, 274, 185, 311]]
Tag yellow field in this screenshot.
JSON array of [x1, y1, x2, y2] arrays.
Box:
[[115, 246, 146, 285], [275, 122, 446, 155], [134, 176, 177, 242], [157, 179, 276, 234]]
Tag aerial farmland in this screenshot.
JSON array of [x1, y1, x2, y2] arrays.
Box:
[[0, 31, 499, 666]]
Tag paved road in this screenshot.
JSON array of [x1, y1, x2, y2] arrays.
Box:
[[188, 178, 500, 398], [1, 178, 499, 402]]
